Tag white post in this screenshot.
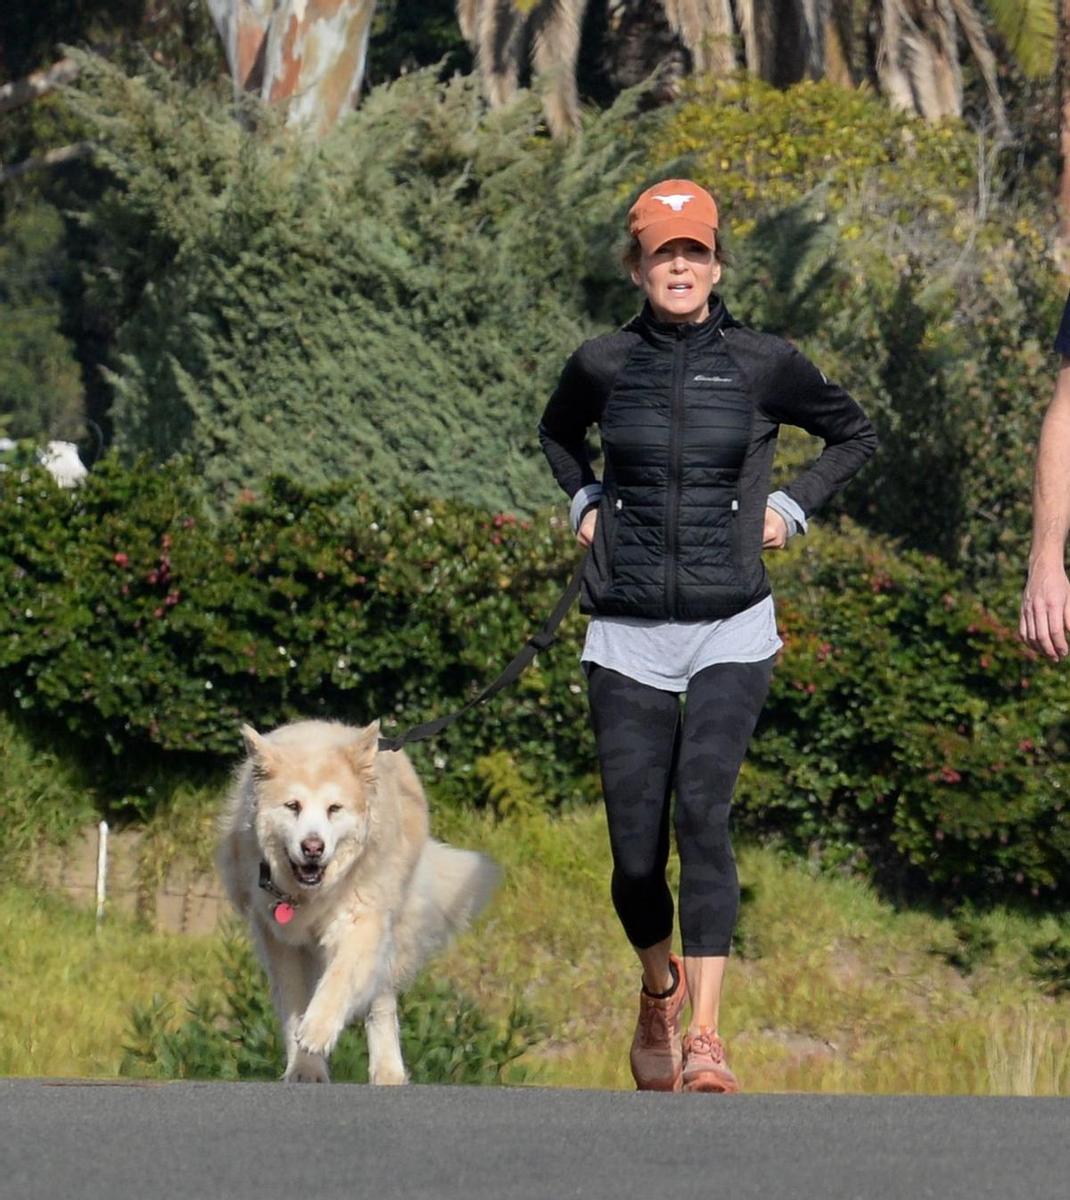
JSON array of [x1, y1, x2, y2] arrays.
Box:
[[95, 820, 108, 931]]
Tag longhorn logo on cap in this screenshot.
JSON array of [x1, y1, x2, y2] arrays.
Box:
[[652, 194, 694, 212]]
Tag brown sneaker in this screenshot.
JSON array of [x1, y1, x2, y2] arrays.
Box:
[[682, 1026, 740, 1093], [629, 953, 687, 1092]]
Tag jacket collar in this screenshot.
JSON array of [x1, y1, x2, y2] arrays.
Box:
[[629, 293, 740, 348]]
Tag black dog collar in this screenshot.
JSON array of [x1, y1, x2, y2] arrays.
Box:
[[258, 861, 299, 925]]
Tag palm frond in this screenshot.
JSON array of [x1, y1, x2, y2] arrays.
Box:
[[983, 0, 1056, 78]]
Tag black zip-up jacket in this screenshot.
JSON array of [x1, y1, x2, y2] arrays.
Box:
[[538, 296, 877, 620]]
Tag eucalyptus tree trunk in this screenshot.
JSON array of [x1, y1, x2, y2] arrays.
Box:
[[204, 0, 376, 137]]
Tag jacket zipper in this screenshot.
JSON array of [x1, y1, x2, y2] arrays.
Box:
[[666, 330, 687, 617]]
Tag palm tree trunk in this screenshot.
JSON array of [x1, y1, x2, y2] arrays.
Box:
[[873, 0, 961, 120], [472, 0, 528, 109], [800, 0, 830, 78], [947, 0, 1011, 140], [531, 0, 587, 136], [825, 0, 856, 86], [663, 0, 737, 75], [735, 0, 824, 85]]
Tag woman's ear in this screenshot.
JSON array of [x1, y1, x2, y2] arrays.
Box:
[[710, 259, 723, 287]]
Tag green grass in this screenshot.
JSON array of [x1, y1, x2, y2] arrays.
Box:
[[0, 884, 220, 1078], [431, 805, 1070, 1095], [4, 730, 1070, 1093]]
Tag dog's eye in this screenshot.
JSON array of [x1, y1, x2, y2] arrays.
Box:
[[285, 800, 301, 814], [327, 804, 342, 817]]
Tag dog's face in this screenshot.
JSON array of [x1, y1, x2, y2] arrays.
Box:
[[242, 722, 380, 896]]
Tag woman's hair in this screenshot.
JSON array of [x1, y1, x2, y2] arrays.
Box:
[[621, 232, 730, 274]]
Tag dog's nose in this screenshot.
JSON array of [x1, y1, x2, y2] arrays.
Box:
[[301, 836, 325, 860]]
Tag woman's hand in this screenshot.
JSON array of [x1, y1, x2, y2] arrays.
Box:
[[577, 508, 598, 548], [762, 507, 788, 550]]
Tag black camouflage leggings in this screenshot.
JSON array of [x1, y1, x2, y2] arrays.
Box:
[[586, 657, 775, 957]]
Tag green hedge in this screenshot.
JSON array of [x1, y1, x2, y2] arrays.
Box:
[[3, 460, 1069, 899], [0, 458, 596, 805], [742, 526, 1070, 897]]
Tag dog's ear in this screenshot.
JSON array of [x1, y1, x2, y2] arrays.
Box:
[[344, 720, 380, 782], [241, 723, 279, 777]]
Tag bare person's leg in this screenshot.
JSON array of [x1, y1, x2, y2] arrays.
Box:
[[683, 954, 728, 1031]]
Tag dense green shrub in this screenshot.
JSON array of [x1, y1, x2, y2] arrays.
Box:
[[121, 925, 541, 1084], [654, 75, 978, 234], [0, 458, 596, 805], [64, 56, 645, 512], [3, 460, 1070, 899], [749, 524, 1070, 896], [64, 56, 1061, 589]]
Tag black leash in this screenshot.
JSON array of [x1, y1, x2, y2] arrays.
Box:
[[377, 550, 589, 753]]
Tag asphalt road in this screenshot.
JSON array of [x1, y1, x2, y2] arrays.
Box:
[[3, 1078, 1068, 1200]]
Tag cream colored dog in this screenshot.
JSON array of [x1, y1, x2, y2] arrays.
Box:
[[217, 718, 499, 1085]]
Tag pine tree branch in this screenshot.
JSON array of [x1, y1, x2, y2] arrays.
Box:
[[0, 57, 81, 115], [0, 142, 93, 185]]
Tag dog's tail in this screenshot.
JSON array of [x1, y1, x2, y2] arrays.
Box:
[[392, 841, 501, 985]]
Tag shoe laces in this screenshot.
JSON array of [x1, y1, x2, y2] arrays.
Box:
[[687, 1027, 725, 1062]]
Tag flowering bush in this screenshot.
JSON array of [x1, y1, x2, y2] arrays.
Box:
[[750, 525, 1070, 897], [3, 461, 1069, 898], [0, 458, 596, 805]]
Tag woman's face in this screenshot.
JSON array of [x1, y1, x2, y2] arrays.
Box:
[[631, 237, 721, 324]]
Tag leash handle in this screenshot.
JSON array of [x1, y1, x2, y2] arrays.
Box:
[[377, 550, 588, 753]]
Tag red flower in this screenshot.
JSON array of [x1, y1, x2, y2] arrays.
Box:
[[113, 552, 129, 567]]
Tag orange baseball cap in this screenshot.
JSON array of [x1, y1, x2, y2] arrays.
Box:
[[627, 179, 719, 254]]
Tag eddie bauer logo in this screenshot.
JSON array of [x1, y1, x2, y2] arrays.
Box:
[[694, 374, 733, 383], [652, 194, 694, 212]]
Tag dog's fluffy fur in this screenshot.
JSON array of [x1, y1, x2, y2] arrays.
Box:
[[216, 719, 500, 1084]]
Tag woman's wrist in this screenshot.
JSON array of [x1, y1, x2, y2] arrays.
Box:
[[766, 490, 806, 539], [570, 483, 603, 533]]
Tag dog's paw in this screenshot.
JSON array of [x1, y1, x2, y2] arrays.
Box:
[[284, 1051, 330, 1084], [369, 1064, 408, 1086], [295, 1015, 339, 1060]]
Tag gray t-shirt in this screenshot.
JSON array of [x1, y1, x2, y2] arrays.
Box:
[[581, 594, 782, 692]]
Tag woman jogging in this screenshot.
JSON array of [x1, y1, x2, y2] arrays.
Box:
[[538, 180, 877, 1093]]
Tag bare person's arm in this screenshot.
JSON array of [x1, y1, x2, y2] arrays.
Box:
[[1021, 359, 1070, 660]]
